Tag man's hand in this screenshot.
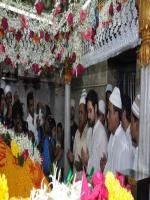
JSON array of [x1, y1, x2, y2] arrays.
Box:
[[81, 147, 89, 166], [67, 149, 74, 163], [74, 160, 83, 171], [100, 153, 107, 172]]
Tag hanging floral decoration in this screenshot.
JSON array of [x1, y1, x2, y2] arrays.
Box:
[[0, 0, 133, 80]]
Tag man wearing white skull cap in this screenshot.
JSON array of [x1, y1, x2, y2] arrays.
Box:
[[68, 89, 88, 179], [4, 85, 13, 128], [103, 87, 132, 175], [131, 94, 140, 170], [81, 90, 108, 174]]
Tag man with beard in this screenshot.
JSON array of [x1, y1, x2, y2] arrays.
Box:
[[67, 89, 88, 179], [70, 98, 78, 153], [81, 89, 108, 174]]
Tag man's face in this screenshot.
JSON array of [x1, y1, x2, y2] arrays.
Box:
[[106, 91, 112, 108], [28, 99, 34, 116], [107, 102, 116, 133], [79, 103, 86, 131], [131, 113, 139, 143], [0, 93, 5, 114], [13, 113, 22, 133], [6, 92, 12, 106], [87, 101, 96, 128], [70, 107, 75, 121]]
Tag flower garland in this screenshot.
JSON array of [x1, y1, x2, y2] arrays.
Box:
[[0, 0, 138, 78], [0, 174, 9, 200], [0, 124, 41, 165], [30, 164, 134, 200]]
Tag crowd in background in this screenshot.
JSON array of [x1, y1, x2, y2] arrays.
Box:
[[0, 83, 140, 181]]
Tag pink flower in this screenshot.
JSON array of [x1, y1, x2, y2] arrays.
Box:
[[40, 31, 44, 39], [53, 5, 62, 16], [29, 30, 34, 38], [4, 56, 12, 65], [35, 1, 43, 15], [9, 27, 16, 33], [116, 1, 122, 12], [23, 149, 29, 161], [32, 63, 40, 74], [1, 17, 8, 30], [81, 171, 91, 200], [45, 32, 50, 42], [67, 13, 73, 26], [109, 2, 114, 16], [82, 28, 92, 41], [46, 65, 55, 73], [60, 47, 65, 56], [55, 53, 61, 61], [69, 52, 76, 64], [0, 43, 5, 54], [80, 10, 86, 23], [15, 31, 22, 42], [91, 171, 105, 187]]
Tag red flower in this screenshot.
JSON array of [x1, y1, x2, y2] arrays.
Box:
[[77, 64, 85, 75], [32, 63, 40, 74], [69, 52, 76, 64], [55, 53, 61, 61], [45, 32, 50, 42], [53, 5, 62, 16], [46, 65, 55, 73], [0, 43, 5, 54], [116, 1, 122, 12], [35, 1, 44, 15], [4, 56, 12, 65], [15, 31, 22, 42], [67, 13, 73, 26], [1, 17, 8, 30], [23, 149, 29, 161], [109, 2, 114, 16], [40, 31, 44, 39], [30, 30, 34, 38], [80, 9, 86, 23]]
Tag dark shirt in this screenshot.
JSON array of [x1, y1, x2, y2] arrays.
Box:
[[70, 122, 78, 152]]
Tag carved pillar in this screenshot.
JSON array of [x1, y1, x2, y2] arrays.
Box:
[[138, 0, 150, 175]]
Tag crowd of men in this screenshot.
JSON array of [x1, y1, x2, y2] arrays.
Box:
[[0, 85, 64, 179], [67, 85, 140, 180], [0, 83, 140, 180]]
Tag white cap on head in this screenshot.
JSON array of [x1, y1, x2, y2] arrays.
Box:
[[71, 98, 75, 108], [4, 85, 12, 96], [106, 84, 113, 93], [109, 87, 122, 109], [132, 94, 140, 119], [98, 100, 106, 115], [79, 89, 87, 105]]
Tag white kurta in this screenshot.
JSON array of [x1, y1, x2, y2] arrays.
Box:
[[104, 124, 133, 175], [87, 120, 108, 174], [26, 113, 38, 142], [73, 124, 88, 179], [133, 147, 138, 171]]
